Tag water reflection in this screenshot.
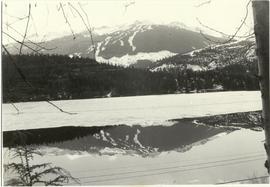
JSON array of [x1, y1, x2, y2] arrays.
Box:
[[4, 121, 235, 157], [3, 124, 267, 185], [52, 123, 232, 156]]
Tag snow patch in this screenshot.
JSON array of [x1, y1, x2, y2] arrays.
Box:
[[95, 42, 103, 58], [192, 120, 206, 127], [128, 29, 139, 51], [104, 36, 112, 46], [150, 64, 181, 72], [226, 45, 243, 49], [186, 64, 203, 71], [100, 130, 109, 142], [120, 40, 124, 46], [99, 147, 126, 155], [211, 132, 228, 138], [68, 52, 81, 58], [212, 40, 241, 49], [87, 45, 95, 53], [74, 52, 81, 58], [184, 48, 204, 57], [208, 61, 217, 70], [67, 153, 88, 160], [133, 129, 145, 149], [93, 133, 101, 139], [106, 91, 112, 97], [152, 64, 204, 72], [96, 50, 177, 67], [105, 132, 117, 146]]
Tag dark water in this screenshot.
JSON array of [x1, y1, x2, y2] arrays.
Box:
[[3, 121, 234, 156]]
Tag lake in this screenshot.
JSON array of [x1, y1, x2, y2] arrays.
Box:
[[3, 128, 267, 185], [2, 91, 262, 131], [3, 91, 268, 185]]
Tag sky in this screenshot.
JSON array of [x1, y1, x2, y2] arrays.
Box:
[[2, 0, 254, 44]]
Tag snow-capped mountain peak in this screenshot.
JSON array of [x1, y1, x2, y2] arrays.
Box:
[[9, 21, 223, 69]]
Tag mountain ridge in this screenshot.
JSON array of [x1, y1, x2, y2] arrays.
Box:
[[6, 21, 225, 68]]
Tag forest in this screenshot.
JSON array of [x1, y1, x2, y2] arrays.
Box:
[[2, 53, 259, 103]]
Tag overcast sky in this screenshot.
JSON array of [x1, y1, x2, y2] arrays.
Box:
[[2, 0, 254, 44]]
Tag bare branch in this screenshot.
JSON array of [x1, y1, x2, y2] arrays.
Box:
[[4, 13, 28, 20], [2, 45, 77, 115], [195, 0, 211, 8], [68, 2, 96, 60], [59, 3, 76, 39], [2, 45, 35, 88], [68, 4, 77, 18], [196, 17, 254, 39], [19, 4, 31, 55], [11, 103, 20, 114], [5, 16, 28, 27], [6, 25, 57, 51], [124, 1, 135, 12], [3, 31, 42, 53], [78, 2, 96, 58], [197, 0, 252, 44], [6, 43, 19, 51]]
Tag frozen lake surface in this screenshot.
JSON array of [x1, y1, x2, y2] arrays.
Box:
[[3, 91, 261, 131]]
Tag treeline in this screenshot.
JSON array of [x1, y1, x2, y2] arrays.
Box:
[[2, 54, 176, 102], [174, 63, 259, 93], [2, 54, 259, 103]]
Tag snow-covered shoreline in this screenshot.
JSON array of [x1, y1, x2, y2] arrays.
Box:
[[2, 91, 262, 131]]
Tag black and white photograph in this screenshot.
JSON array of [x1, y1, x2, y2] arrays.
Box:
[[1, 0, 269, 185]]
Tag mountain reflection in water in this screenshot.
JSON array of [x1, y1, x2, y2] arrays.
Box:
[[3, 122, 267, 185], [4, 121, 234, 156]]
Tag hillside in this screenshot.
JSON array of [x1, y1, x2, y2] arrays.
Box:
[[6, 21, 224, 68], [2, 52, 259, 103], [2, 54, 177, 103], [151, 40, 256, 72]]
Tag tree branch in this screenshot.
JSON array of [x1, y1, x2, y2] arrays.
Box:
[[3, 31, 42, 53], [19, 4, 31, 55], [6, 25, 57, 51], [68, 2, 96, 60], [195, 0, 211, 8], [78, 2, 96, 57], [2, 45, 77, 115], [11, 103, 20, 114], [197, 0, 252, 44], [196, 17, 254, 39], [59, 3, 76, 39]]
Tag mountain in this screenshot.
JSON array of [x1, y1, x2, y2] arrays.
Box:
[[7, 21, 224, 68], [150, 40, 256, 72]]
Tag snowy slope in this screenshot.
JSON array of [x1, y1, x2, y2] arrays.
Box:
[[151, 40, 256, 72], [7, 21, 223, 68]]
